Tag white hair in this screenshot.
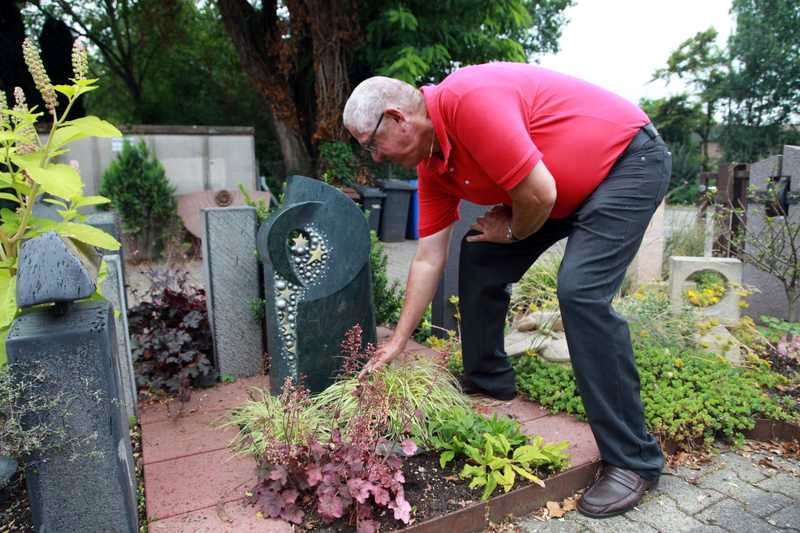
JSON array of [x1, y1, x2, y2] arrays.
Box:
[[343, 76, 422, 134]]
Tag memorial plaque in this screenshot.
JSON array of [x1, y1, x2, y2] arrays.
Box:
[[257, 176, 376, 394]]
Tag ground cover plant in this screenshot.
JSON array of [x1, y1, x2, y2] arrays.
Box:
[[128, 267, 213, 399], [512, 284, 795, 450]]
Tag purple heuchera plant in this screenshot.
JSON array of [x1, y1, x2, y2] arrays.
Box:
[[249, 326, 415, 532]]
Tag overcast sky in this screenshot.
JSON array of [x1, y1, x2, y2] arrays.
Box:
[[535, 0, 734, 105]]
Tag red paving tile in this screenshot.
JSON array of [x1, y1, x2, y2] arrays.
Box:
[[148, 498, 292, 533], [521, 414, 600, 468], [474, 396, 550, 423], [144, 448, 256, 522], [140, 376, 268, 425], [141, 409, 241, 465]]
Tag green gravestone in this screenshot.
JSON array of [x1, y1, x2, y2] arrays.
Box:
[[257, 176, 376, 394]]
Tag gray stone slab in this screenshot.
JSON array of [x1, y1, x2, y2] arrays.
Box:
[[6, 300, 137, 532], [751, 452, 800, 477], [695, 498, 778, 533], [573, 511, 659, 532], [101, 255, 137, 419], [202, 206, 264, 378], [625, 495, 722, 532], [654, 473, 726, 514], [257, 176, 376, 393], [88, 211, 127, 308], [718, 452, 770, 483], [16, 232, 100, 307], [699, 468, 792, 516], [756, 473, 800, 500], [518, 516, 588, 532], [765, 503, 800, 530]]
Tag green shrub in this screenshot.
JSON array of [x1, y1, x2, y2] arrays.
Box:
[[318, 140, 358, 187], [666, 141, 702, 205], [370, 230, 404, 326], [100, 140, 178, 260]]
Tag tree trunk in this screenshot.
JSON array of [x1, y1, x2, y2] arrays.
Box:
[[787, 287, 799, 323], [217, 0, 313, 177]]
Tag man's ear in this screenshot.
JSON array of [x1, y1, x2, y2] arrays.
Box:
[[384, 108, 406, 126]]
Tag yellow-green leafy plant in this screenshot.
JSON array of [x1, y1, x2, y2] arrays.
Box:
[[0, 39, 122, 364]]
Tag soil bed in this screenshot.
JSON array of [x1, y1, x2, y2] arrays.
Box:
[[296, 451, 537, 532], [0, 469, 33, 532]]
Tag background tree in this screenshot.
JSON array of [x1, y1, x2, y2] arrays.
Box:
[[26, 0, 189, 122], [652, 28, 728, 171], [216, 0, 572, 178], [721, 0, 800, 162], [640, 94, 704, 204]]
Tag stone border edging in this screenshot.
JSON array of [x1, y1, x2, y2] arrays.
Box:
[[392, 418, 800, 533]]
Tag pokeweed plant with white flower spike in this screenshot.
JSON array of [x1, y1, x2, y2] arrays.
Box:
[[0, 39, 123, 364]]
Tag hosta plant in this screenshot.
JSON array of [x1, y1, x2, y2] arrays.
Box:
[[0, 39, 121, 363]]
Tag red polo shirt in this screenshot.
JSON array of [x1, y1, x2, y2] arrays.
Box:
[[416, 62, 649, 237]]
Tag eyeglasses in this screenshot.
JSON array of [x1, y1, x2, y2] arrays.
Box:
[[363, 113, 384, 154]]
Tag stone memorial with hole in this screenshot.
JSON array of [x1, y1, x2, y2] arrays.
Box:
[[202, 204, 264, 378], [669, 255, 743, 325], [257, 176, 376, 394], [6, 231, 137, 532]]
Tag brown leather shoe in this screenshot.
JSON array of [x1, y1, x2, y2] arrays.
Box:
[[577, 465, 659, 518]]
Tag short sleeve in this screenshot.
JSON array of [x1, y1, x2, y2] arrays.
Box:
[[448, 86, 541, 191], [417, 170, 459, 237]]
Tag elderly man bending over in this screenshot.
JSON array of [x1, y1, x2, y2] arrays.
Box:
[[342, 63, 669, 519]]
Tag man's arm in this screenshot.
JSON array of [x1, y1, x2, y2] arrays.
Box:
[[467, 160, 557, 243], [359, 223, 453, 376]]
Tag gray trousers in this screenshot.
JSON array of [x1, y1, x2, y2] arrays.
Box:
[[458, 127, 670, 478]]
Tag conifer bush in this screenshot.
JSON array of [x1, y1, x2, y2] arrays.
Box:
[[99, 140, 177, 261]]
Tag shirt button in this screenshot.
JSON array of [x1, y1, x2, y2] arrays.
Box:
[[449, 167, 454, 172], [465, 180, 470, 185]]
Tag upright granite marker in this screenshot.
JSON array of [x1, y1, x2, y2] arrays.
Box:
[[257, 176, 376, 394], [202, 206, 264, 378], [7, 232, 137, 533]]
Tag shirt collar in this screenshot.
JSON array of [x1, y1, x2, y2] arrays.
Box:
[[420, 85, 452, 175]]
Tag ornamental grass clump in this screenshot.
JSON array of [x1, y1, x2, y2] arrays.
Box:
[[314, 350, 468, 447]]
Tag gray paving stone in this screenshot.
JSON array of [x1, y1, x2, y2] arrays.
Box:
[[698, 468, 791, 515], [756, 473, 800, 501], [655, 473, 725, 514], [751, 452, 800, 477], [625, 495, 717, 532], [572, 511, 658, 533], [695, 498, 779, 532], [719, 452, 770, 483], [518, 516, 587, 533], [765, 504, 800, 531]]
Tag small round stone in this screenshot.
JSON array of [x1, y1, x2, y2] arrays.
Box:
[[288, 313, 295, 321], [276, 299, 287, 310], [276, 280, 287, 290]]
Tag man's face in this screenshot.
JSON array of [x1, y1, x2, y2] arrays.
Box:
[[351, 111, 421, 169]]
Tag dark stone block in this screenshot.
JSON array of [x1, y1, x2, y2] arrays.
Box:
[[257, 176, 376, 394], [16, 232, 101, 307], [432, 201, 488, 336], [0, 456, 17, 488], [87, 211, 127, 309], [6, 300, 137, 532]]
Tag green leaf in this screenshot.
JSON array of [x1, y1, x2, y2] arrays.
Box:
[[43, 198, 69, 209], [53, 84, 78, 98], [73, 195, 111, 208], [481, 473, 498, 500], [0, 272, 18, 330], [468, 476, 486, 489], [439, 450, 455, 468], [503, 464, 516, 489], [0, 326, 9, 367], [49, 116, 121, 151], [0, 193, 20, 204], [511, 465, 545, 487], [52, 222, 120, 250], [21, 163, 83, 200]]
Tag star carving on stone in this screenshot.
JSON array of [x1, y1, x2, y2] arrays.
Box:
[[307, 246, 324, 264], [278, 287, 292, 301], [292, 233, 308, 248]]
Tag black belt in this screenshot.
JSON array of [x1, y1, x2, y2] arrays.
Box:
[[618, 123, 662, 162]]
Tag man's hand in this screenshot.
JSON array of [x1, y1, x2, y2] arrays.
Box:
[[358, 338, 406, 379], [467, 205, 513, 243]]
